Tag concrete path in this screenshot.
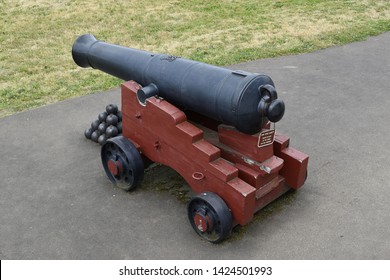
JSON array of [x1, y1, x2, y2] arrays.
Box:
[[1, 33, 389, 259]]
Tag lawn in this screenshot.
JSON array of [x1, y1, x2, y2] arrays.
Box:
[[1, 0, 390, 117]]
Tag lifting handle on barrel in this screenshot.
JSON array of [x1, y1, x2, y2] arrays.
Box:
[[136, 83, 159, 106]]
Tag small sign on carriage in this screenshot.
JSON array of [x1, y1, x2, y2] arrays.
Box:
[[257, 129, 275, 148]]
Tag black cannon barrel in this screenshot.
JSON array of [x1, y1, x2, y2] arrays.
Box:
[[72, 34, 284, 134]]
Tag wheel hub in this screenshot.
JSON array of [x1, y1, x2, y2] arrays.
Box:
[[107, 159, 122, 176], [193, 212, 213, 233]]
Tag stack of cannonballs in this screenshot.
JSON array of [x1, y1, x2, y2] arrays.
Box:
[[84, 104, 122, 146]]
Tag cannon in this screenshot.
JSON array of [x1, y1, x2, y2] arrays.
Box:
[[73, 34, 308, 243], [73, 34, 285, 134]]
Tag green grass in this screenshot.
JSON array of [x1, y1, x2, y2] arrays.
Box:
[[1, 0, 390, 117]]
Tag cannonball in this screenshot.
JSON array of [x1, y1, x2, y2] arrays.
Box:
[[91, 119, 100, 131], [106, 114, 119, 126], [97, 122, 108, 134], [84, 127, 93, 139], [98, 134, 108, 146], [117, 121, 122, 133], [90, 130, 100, 143], [106, 125, 119, 137], [98, 111, 108, 122], [106, 104, 118, 115], [117, 111, 122, 121]]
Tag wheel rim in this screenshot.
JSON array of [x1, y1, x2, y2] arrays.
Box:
[[101, 136, 143, 191], [188, 192, 232, 243]]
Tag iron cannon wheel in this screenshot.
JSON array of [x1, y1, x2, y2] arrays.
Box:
[[187, 192, 232, 243], [101, 136, 144, 191]]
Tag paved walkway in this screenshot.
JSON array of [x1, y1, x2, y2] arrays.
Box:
[[1, 33, 389, 259]]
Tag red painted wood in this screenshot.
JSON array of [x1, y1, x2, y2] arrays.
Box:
[[235, 163, 278, 189], [255, 175, 285, 199], [218, 125, 274, 162], [120, 80, 308, 226], [273, 134, 309, 189], [176, 122, 204, 142], [278, 147, 309, 190], [209, 158, 239, 182], [274, 133, 290, 152], [254, 180, 290, 212], [121, 81, 256, 225]]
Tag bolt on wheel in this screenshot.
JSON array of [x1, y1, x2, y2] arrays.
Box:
[[101, 136, 144, 191], [187, 192, 232, 243]]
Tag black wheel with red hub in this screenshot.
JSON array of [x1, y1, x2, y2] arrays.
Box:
[[101, 136, 144, 191], [187, 192, 232, 243]]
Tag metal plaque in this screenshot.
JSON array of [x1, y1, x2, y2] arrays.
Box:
[[257, 129, 275, 148]]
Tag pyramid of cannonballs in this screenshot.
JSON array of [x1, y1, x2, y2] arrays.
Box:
[[84, 104, 122, 146]]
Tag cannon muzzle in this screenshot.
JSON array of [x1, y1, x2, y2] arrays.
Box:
[[72, 34, 285, 134], [72, 34, 98, 68]]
